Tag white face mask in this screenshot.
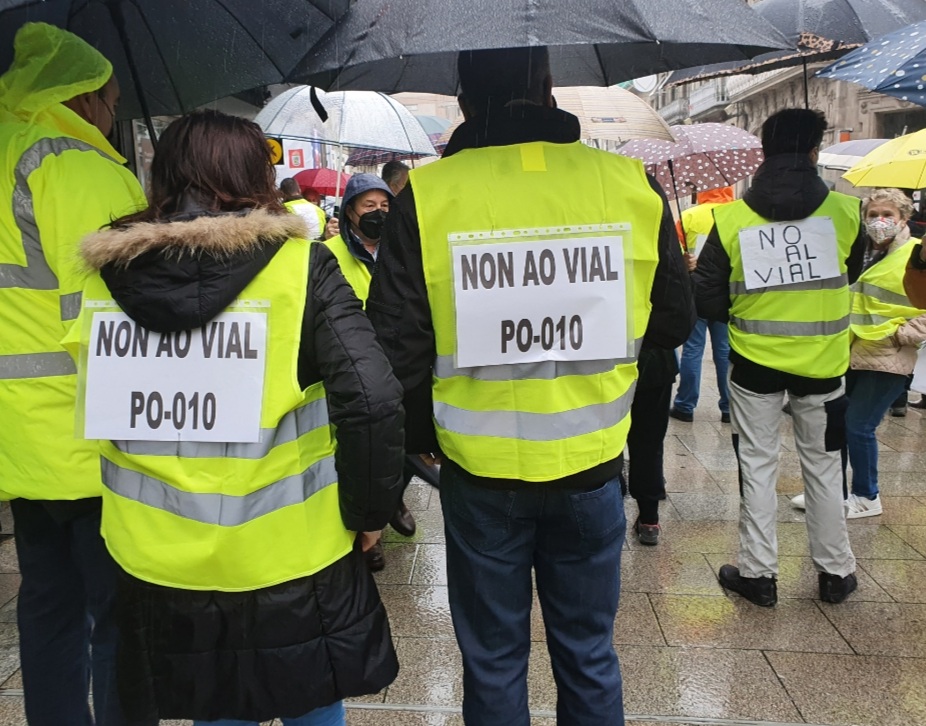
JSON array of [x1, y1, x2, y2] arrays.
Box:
[[865, 217, 903, 244]]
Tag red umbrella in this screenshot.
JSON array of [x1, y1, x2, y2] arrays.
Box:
[[294, 168, 352, 197]]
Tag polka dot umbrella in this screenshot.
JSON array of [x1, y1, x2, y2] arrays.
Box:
[[620, 123, 763, 249], [619, 123, 763, 200], [817, 20, 926, 107]]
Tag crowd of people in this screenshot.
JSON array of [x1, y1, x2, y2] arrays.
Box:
[[4, 21, 926, 726]]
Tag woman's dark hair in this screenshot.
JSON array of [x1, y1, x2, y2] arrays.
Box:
[[114, 109, 285, 225]]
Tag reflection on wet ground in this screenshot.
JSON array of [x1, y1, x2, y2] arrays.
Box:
[[0, 357, 924, 725]]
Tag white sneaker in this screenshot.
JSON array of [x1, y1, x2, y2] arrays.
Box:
[[846, 493, 883, 519], [790, 493, 805, 510]]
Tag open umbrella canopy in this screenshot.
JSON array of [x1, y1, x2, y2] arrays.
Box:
[[256, 86, 436, 156], [289, 0, 790, 93], [620, 123, 763, 200], [0, 0, 348, 121], [818, 138, 891, 170], [843, 128, 926, 187], [293, 167, 352, 197], [817, 20, 926, 106], [669, 0, 926, 86]]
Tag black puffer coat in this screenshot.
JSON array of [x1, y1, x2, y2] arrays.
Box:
[[80, 205, 404, 722]]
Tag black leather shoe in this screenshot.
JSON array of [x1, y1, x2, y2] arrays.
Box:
[[669, 408, 694, 423], [721, 411, 731, 424], [718, 564, 777, 607], [389, 501, 417, 538], [819, 572, 858, 604], [365, 541, 386, 572]]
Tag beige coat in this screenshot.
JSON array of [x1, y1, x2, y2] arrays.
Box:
[[851, 230, 926, 375]]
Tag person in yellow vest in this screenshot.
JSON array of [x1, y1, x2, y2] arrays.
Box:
[[694, 109, 863, 607], [68, 110, 404, 725], [0, 23, 151, 725], [670, 186, 735, 424], [280, 176, 326, 239], [842, 189, 926, 517], [323, 173, 418, 572], [367, 46, 688, 725]]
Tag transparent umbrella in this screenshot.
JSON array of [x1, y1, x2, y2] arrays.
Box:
[[256, 85, 436, 195]]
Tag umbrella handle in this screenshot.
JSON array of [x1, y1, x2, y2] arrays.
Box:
[[668, 160, 690, 254]]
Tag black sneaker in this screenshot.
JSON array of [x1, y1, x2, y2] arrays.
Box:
[[819, 572, 858, 604], [721, 411, 731, 424], [669, 408, 694, 423], [633, 518, 660, 546], [718, 564, 777, 607], [891, 405, 907, 418]]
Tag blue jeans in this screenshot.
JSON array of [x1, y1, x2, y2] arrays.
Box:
[[440, 464, 626, 726], [845, 369, 908, 499], [11, 498, 147, 726], [194, 700, 345, 726], [673, 319, 730, 414]]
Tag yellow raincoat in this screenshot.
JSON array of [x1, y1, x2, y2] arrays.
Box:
[[0, 23, 145, 501]]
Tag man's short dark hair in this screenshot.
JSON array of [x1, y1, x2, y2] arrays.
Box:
[[457, 46, 551, 116], [761, 109, 827, 158], [382, 160, 410, 186], [280, 177, 301, 199]]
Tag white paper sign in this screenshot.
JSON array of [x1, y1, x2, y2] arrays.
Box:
[[451, 232, 629, 368], [83, 310, 268, 442], [912, 346, 926, 394], [739, 216, 841, 291]]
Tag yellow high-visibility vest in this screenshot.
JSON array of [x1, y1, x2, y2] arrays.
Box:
[[412, 141, 662, 482], [681, 203, 722, 252], [284, 198, 326, 239], [322, 235, 372, 304], [714, 193, 860, 379], [0, 112, 145, 501], [851, 239, 926, 340], [73, 239, 353, 591]]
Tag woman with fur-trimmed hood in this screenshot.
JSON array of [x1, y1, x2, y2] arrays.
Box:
[[72, 110, 404, 725]]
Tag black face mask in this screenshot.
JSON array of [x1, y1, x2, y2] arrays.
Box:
[[356, 209, 387, 240]]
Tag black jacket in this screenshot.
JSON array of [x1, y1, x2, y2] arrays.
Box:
[[693, 154, 866, 393], [83, 207, 403, 721], [367, 104, 693, 490]]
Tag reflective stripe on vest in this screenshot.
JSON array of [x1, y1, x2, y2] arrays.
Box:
[[850, 240, 926, 340], [729, 274, 848, 295], [730, 315, 850, 337], [3, 137, 113, 290], [111, 397, 329, 459], [76, 239, 354, 591], [412, 141, 662, 482], [433, 338, 643, 381], [0, 351, 76, 379], [715, 193, 858, 379], [101, 454, 337, 527], [434, 381, 637, 441]]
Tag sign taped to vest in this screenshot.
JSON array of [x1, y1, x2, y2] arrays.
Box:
[[81, 305, 268, 443], [738, 217, 841, 291], [450, 225, 631, 368]]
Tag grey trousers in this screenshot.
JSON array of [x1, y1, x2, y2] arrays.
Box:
[[729, 376, 856, 579]]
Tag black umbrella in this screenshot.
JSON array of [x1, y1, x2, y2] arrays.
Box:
[[289, 0, 790, 93], [668, 0, 926, 106], [0, 0, 348, 139]]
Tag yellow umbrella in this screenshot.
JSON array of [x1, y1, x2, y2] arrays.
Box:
[[843, 129, 926, 188]]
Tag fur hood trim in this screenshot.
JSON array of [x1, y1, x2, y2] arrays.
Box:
[[81, 209, 308, 269]]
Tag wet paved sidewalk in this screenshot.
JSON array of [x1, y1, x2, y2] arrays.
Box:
[[0, 362, 924, 725]]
